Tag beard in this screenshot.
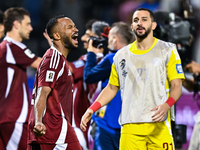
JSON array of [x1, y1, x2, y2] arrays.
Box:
[[19, 31, 30, 40], [134, 25, 151, 39], [62, 34, 76, 50]]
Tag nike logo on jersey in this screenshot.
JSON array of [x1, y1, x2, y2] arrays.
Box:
[[45, 70, 55, 82]]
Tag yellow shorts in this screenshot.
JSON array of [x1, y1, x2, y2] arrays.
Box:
[[120, 120, 175, 150]]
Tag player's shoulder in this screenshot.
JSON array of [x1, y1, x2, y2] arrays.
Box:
[[103, 52, 113, 60], [157, 39, 176, 49], [43, 47, 63, 59], [41, 47, 64, 69], [3, 37, 37, 59], [115, 44, 131, 57], [4, 36, 27, 50], [102, 51, 118, 64]]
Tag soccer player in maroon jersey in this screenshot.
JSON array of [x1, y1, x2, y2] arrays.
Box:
[[27, 15, 82, 150], [0, 7, 41, 150], [43, 19, 108, 150]]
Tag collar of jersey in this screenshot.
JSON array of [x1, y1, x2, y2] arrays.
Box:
[[4, 36, 26, 49], [129, 37, 158, 55], [51, 46, 62, 55]]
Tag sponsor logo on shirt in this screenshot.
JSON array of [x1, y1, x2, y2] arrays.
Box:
[[176, 64, 183, 74], [152, 57, 161, 66], [45, 70, 55, 82], [119, 59, 127, 77], [24, 49, 35, 58]]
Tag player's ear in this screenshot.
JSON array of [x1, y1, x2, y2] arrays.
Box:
[[113, 38, 116, 45], [13, 20, 20, 30], [152, 22, 157, 30], [0, 24, 4, 32], [53, 32, 60, 40], [131, 23, 134, 31]]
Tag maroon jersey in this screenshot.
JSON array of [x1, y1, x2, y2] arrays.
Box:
[[70, 54, 98, 128], [0, 37, 38, 124], [28, 46, 78, 144], [70, 54, 103, 147]]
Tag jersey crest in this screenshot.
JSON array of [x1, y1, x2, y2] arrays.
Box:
[[45, 70, 55, 82], [176, 64, 183, 74], [24, 49, 35, 58]]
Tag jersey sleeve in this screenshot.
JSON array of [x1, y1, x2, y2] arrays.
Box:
[[84, 52, 111, 84], [109, 63, 120, 86], [166, 46, 185, 81], [37, 56, 62, 89], [11, 44, 38, 68]]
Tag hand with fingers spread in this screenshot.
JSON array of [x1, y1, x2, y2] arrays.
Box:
[[151, 103, 170, 122], [80, 109, 93, 131], [33, 122, 47, 136]]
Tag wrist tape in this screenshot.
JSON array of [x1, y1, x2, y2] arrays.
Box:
[[165, 97, 176, 107], [89, 101, 101, 112]]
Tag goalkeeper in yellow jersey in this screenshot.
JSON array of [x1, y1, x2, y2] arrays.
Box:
[[81, 7, 185, 150]]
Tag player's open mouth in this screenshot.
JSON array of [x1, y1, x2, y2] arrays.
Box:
[[72, 33, 78, 45]]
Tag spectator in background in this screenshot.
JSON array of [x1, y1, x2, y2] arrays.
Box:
[[182, 61, 200, 150], [0, 7, 41, 150], [180, 4, 200, 150], [28, 15, 82, 150], [81, 19, 98, 50], [159, 0, 181, 14], [83, 21, 134, 150]]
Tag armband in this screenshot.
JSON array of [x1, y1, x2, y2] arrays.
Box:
[[165, 97, 176, 108], [89, 101, 101, 112]]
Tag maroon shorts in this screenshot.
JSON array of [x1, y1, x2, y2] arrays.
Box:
[[0, 122, 28, 150]]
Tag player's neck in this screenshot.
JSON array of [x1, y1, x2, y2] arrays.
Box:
[[136, 35, 155, 51], [6, 31, 22, 42], [53, 42, 70, 58]]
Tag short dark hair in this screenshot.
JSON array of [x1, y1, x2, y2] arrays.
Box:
[[4, 7, 30, 32], [46, 15, 65, 39], [0, 10, 4, 24], [85, 19, 98, 30], [112, 22, 135, 44], [133, 7, 155, 22]]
